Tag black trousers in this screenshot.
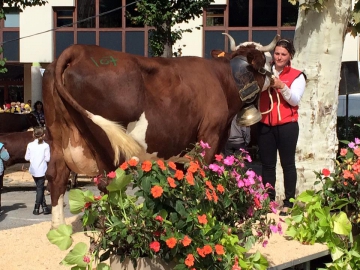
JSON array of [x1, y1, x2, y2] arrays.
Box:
[[257, 122, 299, 208], [33, 176, 46, 205]]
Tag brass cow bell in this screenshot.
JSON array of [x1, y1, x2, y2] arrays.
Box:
[[236, 104, 262, 126]]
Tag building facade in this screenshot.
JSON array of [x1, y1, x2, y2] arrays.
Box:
[[0, 0, 358, 106]]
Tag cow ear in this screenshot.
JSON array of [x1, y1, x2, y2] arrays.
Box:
[[211, 50, 230, 59], [246, 49, 265, 70]]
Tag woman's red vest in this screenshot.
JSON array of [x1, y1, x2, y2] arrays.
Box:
[[259, 66, 302, 126]]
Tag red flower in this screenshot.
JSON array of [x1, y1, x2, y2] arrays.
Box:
[[119, 162, 128, 170], [167, 177, 177, 188], [340, 148, 348, 156], [150, 241, 160, 252], [185, 254, 195, 267], [151, 186, 163, 198], [155, 215, 163, 222], [128, 158, 138, 167], [94, 195, 102, 200], [322, 168, 330, 177], [142, 161, 152, 172], [216, 184, 225, 194], [165, 237, 177, 248], [83, 202, 92, 210], [157, 160, 166, 171], [254, 197, 262, 209], [197, 214, 207, 224], [182, 235, 192, 247], [107, 171, 116, 179], [83, 255, 90, 263], [215, 154, 223, 161]]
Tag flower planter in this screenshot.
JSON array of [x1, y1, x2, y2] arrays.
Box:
[[110, 255, 176, 270]]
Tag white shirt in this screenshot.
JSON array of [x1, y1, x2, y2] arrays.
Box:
[[272, 66, 306, 106], [25, 139, 50, 177]]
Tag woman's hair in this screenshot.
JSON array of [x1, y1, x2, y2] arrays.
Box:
[[33, 126, 45, 144], [276, 38, 296, 59], [34, 100, 44, 111]]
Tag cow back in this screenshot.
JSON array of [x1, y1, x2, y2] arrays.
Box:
[[0, 113, 39, 133]]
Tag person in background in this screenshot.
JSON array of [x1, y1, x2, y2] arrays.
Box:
[[25, 126, 51, 215], [24, 100, 32, 113], [3, 100, 11, 112], [0, 142, 10, 200], [223, 115, 251, 157], [33, 100, 45, 127], [257, 38, 306, 216]]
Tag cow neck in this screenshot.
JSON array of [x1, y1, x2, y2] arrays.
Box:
[[230, 56, 260, 103]]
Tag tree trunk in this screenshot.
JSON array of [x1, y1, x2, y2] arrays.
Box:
[[161, 22, 173, 57], [275, 0, 352, 200]]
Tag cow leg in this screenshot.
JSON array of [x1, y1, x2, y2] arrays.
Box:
[[46, 151, 71, 228]]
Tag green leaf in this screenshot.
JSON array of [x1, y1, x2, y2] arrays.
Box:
[[296, 190, 316, 203], [175, 200, 187, 217], [331, 246, 345, 261], [106, 169, 132, 192], [127, 235, 134, 244], [97, 263, 111, 270], [46, 224, 73, 251], [69, 189, 87, 214], [332, 212, 352, 236], [61, 242, 89, 267]]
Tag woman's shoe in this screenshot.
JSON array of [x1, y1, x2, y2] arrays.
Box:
[[33, 204, 40, 215], [279, 206, 290, 216]]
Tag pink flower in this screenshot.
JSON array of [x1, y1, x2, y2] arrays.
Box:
[[200, 140, 211, 149], [277, 222, 283, 235], [237, 179, 245, 188], [224, 156, 235, 166], [107, 171, 116, 179], [262, 240, 268, 248], [355, 138, 360, 144], [150, 241, 160, 252], [155, 215, 163, 222], [245, 154, 252, 162], [340, 148, 347, 156], [348, 142, 356, 149], [269, 201, 278, 214], [94, 195, 102, 200], [322, 168, 330, 177], [83, 255, 90, 263], [93, 175, 102, 185], [270, 224, 278, 233]]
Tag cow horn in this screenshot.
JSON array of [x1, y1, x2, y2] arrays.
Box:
[[257, 35, 280, 52], [222, 33, 237, 51]]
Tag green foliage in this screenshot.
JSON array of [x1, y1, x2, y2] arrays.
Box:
[[126, 0, 213, 57], [47, 143, 281, 269]]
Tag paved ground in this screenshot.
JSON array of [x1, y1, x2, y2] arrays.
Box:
[[0, 176, 99, 230]]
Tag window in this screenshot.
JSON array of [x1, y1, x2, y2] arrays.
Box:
[[56, 10, 74, 27], [77, 0, 95, 28], [126, 0, 144, 27], [228, 0, 248, 27], [206, 7, 225, 27], [3, 32, 19, 61], [4, 12, 19, 28], [99, 0, 122, 28], [281, 0, 298, 26], [253, 0, 277, 27]]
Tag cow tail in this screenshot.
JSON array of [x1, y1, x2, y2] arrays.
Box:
[[54, 46, 141, 165]]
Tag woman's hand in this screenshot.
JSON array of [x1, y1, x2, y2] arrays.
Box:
[[271, 76, 285, 89]]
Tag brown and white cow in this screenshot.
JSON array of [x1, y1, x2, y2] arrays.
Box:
[[43, 34, 278, 228]]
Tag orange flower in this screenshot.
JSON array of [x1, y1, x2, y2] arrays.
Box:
[[205, 181, 214, 190], [206, 189, 213, 201], [186, 172, 195, 185], [354, 147, 360, 157], [167, 177, 177, 188], [151, 186, 163, 198], [182, 235, 192, 247], [343, 170, 355, 180], [185, 254, 195, 267], [165, 237, 177, 248], [128, 158, 138, 167], [157, 160, 166, 171], [340, 148, 348, 156], [213, 192, 218, 203], [344, 181, 348, 186], [197, 247, 206, 257], [199, 169, 205, 178], [197, 214, 207, 224], [174, 170, 184, 180], [203, 245, 212, 255], [119, 162, 128, 170], [168, 161, 177, 170], [216, 184, 225, 194], [142, 161, 152, 172], [215, 244, 225, 255], [188, 161, 200, 173]]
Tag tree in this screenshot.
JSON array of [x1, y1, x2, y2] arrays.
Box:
[[127, 0, 213, 57], [0, 0, 47, 72], [275, 0, 356, 198]]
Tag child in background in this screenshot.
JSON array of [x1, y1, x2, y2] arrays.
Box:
[[25, 126, 51, 215]]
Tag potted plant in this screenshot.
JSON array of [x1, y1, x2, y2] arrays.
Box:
[[47, 142, 280, 270], [285, 135, 360, 268]]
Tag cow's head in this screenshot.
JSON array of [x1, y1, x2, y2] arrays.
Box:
[[211, 33, 280, 126]]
